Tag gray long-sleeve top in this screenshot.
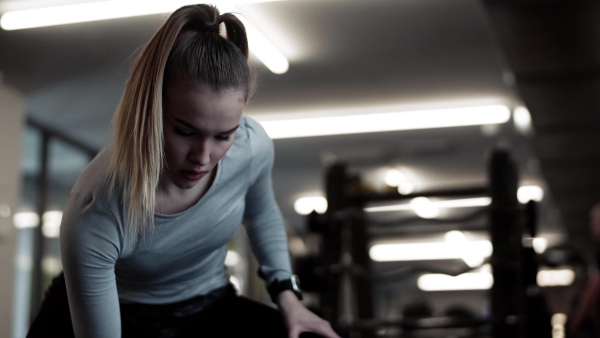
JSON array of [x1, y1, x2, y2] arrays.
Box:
[[60, 115, 293, 337]]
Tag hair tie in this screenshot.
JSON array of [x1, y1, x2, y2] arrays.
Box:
[[202, 21, 220, 34]]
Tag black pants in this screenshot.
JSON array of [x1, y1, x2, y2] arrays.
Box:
[[27, 273, 323, 338]]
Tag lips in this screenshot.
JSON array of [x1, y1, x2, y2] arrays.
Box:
[[181, 170, 207, 181]]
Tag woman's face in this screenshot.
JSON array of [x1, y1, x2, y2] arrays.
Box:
[[162, 82, 245, 190]]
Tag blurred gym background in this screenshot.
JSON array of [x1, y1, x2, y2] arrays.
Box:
[[0, 0, 598, 337]]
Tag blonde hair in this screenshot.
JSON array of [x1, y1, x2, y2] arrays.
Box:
[[107, 4, 252, 240]]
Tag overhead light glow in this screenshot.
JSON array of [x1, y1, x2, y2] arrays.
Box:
[[398, 181, 415, 195], [364, 197, 491, 213], [418, 271, 493, 291], [229, 275, 242, 294], [255, 105, 511, 139], [537, 269, 575, 287], [235, 14, 289, 74], [0, 0, 184, 30], [518, 185, 544, 204], [13, 212, 39, 229], [410, 197, 440, 219], [225, 250, 240, 267], [436, 197, 491, 208], [532, 237, 548, 254], [0, 0, 289, 74], [364, 203, 413, 213], [384, 169, 406, 187], [369, 240, 492, 262], [445, 231, 486, 267], [294, 196, 328, 215], [513, 106, 533, 135], [42, 210, 62, 238], [41, 257, 62, 274], [523, 236, 549, 254], [552, 313, 567, 338]]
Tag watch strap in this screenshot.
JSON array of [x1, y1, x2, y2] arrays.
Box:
[[267, 275, 303, 303]]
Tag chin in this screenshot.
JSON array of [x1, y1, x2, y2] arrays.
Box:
[[178, 182, 198, 189], [173, 178, 198, 189]]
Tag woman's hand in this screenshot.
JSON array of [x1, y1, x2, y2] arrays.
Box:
[[277, 291, 341, 338]]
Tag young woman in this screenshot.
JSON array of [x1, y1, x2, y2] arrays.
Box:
[[27, 4, 340, 338]]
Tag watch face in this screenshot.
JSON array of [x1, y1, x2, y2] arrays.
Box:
[[291, 275, 301, 291]]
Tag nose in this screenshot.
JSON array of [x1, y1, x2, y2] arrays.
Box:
[[188, 139, 211, 166]]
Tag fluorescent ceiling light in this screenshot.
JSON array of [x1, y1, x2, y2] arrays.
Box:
[[225, 250, 240, 267], [384, 169, 407, 187], [229, 275, 242, 293], [369, 239, 492, 262], [0, 0, 289, 74], [364, 197, 491, 213], [532, 237, 547, 254], [418, 271, 493, 291], [397, 182, 415, 195], [13, 211, 39, 229], [445, 231, 486, 267], [42, 210, 63, 238], [513, 106, 533, 135], [294, 196, 328, 215], [552, 313, 567, 327], [410, 197, 440, 219], [256, 105, 510, 139], [537, 269, 575, 287], [523, 236, 548, 254], [41, 257, 62, 274], [235, 14, 289, 74], [517, 185, 544, 204], [1, 0, 186, 30]]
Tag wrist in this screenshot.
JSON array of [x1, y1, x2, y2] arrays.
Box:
[[277, 289, 300, 304], [277, 290, 302, 311], [267, 274, 303, 303]]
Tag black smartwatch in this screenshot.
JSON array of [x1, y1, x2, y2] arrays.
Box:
[[267, 275, 303, 303]]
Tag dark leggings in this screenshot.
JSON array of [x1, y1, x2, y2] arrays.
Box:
[[27, 273, 324, 338]]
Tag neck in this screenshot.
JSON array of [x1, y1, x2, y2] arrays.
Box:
[[155, 168, 215, 215]]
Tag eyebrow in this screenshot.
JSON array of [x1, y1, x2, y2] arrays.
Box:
[[173, 117, 240, 135]]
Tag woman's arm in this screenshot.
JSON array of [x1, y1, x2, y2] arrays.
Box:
[[60, 192, 123, 338], [242, 119, 340, 338]]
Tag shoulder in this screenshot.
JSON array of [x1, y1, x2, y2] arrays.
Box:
[[62, 148, 124, 236], [239, 115, 273, 158], [71, 148, 111, 196]]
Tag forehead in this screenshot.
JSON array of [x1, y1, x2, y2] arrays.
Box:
[[163, 81, 245, 125]]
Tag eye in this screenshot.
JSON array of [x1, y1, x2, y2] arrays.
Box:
[[215, 135, 231, 142], [175, 128, 195, 137]]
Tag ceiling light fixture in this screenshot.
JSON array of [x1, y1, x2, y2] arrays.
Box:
[[445, 231, 486, 268], [364, 197, 492, 213], [410, 197, 440, 219], [397, 182, 416, 195], [42, 210, 63, 238], [294, 196, 328, 215], [255, 105, 511, 139], [384, 169, 407, 187], [513, 106, 533, 135], [369, 239, 492, 262], [517, 185, 544, 204], [235, 14, 289, 74], [417, 271, 493, 291], [13, 211, 39, 229], [537, 268, 575, 287], [0, 0, 289, 74]]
